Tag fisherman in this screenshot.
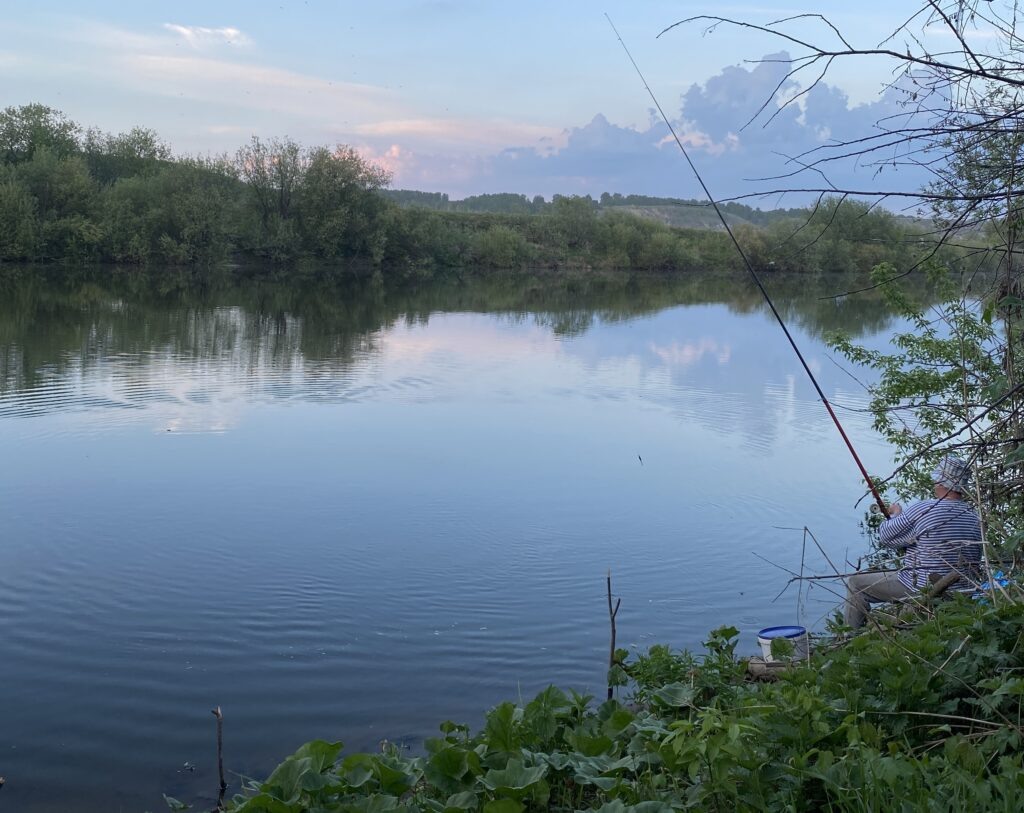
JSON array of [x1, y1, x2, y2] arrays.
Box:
[[844, 455, 983, 628]]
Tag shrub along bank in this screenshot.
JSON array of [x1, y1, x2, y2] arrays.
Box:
[[201, 596, 1023, 812], [0, 104, 966, 276]]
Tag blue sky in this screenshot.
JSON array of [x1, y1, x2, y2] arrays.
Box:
[[1, 1, 934, 200]]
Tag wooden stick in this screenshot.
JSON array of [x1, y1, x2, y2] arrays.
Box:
[[606, 570, 621, 701], [926, 570, 964, 599], [212, 706, 226, 811], [788, 570, 888, 583]]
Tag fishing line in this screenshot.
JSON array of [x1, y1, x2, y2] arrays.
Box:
[[605, 14, 889, 517]]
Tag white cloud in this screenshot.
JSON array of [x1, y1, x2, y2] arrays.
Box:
[[120, 52, 395, 121], [650, 339, 732, 367], [352, 118, 565, 150], [204, 124, 252, 135], [371, 56, 931, 200], [162, 23, 251, 48]]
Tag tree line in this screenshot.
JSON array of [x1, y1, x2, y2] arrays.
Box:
[[0, 103, 963, 274]]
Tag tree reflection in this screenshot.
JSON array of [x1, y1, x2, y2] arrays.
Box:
[[0, 266, 916, 398]]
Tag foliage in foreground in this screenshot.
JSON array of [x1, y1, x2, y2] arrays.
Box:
[[828, 262, 1024, 567], [209, 597, 1024, 812]]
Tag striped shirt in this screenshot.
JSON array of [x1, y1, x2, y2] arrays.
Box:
[[879, 498, 983, 590]]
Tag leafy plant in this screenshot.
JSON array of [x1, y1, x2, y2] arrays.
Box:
[[212, 598, 1023, 812]]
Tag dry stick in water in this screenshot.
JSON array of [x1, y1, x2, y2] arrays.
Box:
[[606, 570, 621, 701], [212, 706, 226, 811]]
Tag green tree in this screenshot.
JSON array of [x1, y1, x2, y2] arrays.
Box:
[[12, 147, 100, 260], [551, 195, 597, 250], [101, 158, 234, 264], [82, 126, 172, 184], [0, 178, 38, 259], [0, 103, 80, 165], [297, 145, 391, 259], [472, 224, 530, 267]]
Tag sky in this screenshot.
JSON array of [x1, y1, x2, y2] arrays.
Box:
[[1, 1, 943, 202]]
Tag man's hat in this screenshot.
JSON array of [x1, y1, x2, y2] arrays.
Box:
[[932, 455, 972, 493]]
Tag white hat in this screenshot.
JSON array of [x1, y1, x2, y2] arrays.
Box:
[[932, 455, 972, 493]]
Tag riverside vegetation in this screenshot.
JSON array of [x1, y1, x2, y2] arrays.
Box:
[[172, 597, 1023, 813], [0, 104, 969, 276]]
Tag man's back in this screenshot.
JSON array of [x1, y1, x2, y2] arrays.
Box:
[[880, 498, 982, 589]]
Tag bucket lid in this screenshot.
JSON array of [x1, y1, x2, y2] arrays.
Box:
[[757, 625, 807, 639]]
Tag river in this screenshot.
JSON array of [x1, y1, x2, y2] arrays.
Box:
[[0, 267, 898, 811]]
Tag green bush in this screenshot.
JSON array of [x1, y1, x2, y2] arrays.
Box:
[[0, 103, 967, 275], [473, 225, 530, 268], [214, 597, 1024, 812], [0, 178, 38, 259]]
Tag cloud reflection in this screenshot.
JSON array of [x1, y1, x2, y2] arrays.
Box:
[[648, 339, 731, 368]]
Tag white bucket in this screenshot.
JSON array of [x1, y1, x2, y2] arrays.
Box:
[[757, 625, 809, 663]]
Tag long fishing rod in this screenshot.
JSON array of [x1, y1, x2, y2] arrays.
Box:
[[605, 14, 890, 518]]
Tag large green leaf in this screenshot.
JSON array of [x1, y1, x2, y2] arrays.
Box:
[[479, 758, 547, 791], [374, 756, 418, 795], [338, 753, 376, 789], [484, 702, 520, 753], [481, 800, 522, 813], [261, 757, 311, 802], [429, 746, 470, 779], [337, 793, 401, 813], [540, 751, 572, 771], [523, 685, 570, 743], [564, 729, 614, 756], [590, 802, 627, 813], [443, 790, 480, 812], [568, 754, 615, 777], [589, 801, 676, 813], [424, 745, 475, 794], [293, 739, 343, 772], [228, 792, 297, 813], [601, 706, 636, 738], [651, 683, 696, 708]]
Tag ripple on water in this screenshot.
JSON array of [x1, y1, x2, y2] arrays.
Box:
[[0, 293, 897, 813]]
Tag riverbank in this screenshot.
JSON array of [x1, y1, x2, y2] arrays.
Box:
[[0, 104, 978, 276], [216, 595, 1024, 812]]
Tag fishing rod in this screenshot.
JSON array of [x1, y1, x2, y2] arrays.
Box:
[[605, 14, 890, 518]]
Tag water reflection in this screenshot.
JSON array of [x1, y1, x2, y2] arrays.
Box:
[[0, 266, 908, 813], [0, 267, 898, 416]]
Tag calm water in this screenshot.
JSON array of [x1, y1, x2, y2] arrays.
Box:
[[0, 268, 898, 811]]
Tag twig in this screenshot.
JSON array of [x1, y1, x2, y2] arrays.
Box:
[[931, 634, 971, 679], [606, 570, 621, 701], [212, 706, 226, 811], [788, 570, 887, 583], [798, 529, 808, 627], [865, 708, 1001, 728], [804, 528, 844, 581], [752, 551, 800, 578]]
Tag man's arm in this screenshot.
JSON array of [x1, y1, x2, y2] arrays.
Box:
[[878, 502, 920, 549]]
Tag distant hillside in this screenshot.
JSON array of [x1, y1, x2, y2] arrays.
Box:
[[380, 189, 809, 230]]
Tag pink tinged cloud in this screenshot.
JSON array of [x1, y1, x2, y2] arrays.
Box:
[[352, 118, 566, 151]]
